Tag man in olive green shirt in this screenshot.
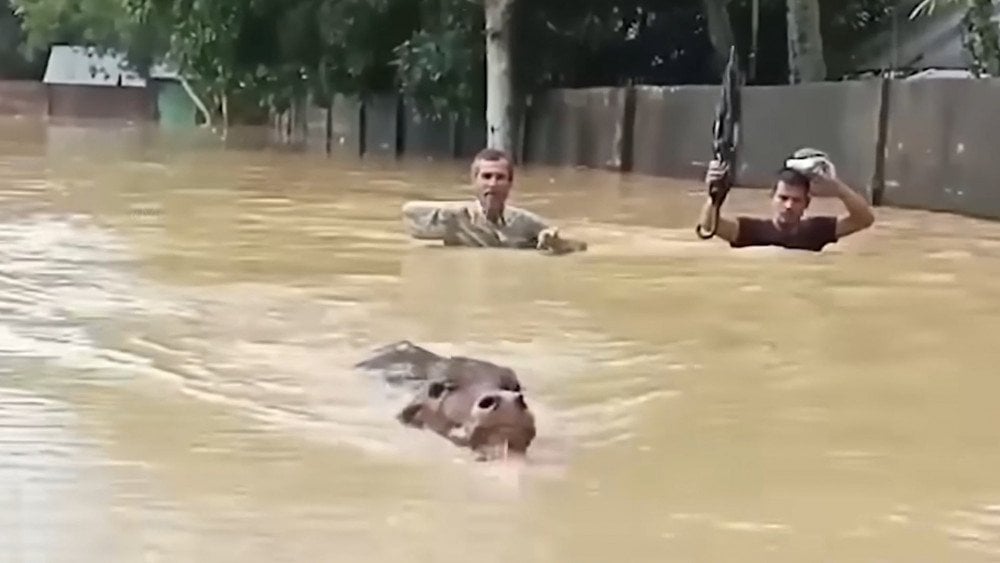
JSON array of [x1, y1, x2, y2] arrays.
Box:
[[401, 148, 586, 255]]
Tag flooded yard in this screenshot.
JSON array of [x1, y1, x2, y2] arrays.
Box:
[[2, 117, 1000, 561]]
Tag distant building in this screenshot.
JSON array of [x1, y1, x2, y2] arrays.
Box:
[[42, 45, 197, 126]]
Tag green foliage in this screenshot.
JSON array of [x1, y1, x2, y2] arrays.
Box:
[[823, 0, 894, 37], [819, 0, 895, 77], [393, 27, 483, 120], [959, 0, 1000, 76], [393, 0, 483, 121], [1, 0, 46, 77], [514, 0, 634, 90], [11, 0, 130, 54], [11, 0, 985, 123], [9, 0, 720, 120]]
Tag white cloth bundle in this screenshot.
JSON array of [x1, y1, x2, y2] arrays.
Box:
[[785, 147, 837, 179]]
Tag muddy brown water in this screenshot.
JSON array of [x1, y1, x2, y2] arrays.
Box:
[[3, 117, 1000, 561]]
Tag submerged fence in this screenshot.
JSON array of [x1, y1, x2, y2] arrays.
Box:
[[6, 75, 1000, 219], [279, 76, 1000, 220], [0, 81, 46, 116]]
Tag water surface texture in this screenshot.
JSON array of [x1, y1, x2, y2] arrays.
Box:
[[2, 117, 1000, 562]]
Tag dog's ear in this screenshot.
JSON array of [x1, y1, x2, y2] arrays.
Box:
[[396, 402, 424, 427]]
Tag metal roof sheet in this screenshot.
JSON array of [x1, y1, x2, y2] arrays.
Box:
[[42, 45, 165, 87]]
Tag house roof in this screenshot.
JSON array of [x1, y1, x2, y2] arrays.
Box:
[[42, 45, 180, 87]]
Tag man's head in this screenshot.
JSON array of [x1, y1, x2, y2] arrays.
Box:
[[771, 167, 812, 229], [471, 148, 514, 221]]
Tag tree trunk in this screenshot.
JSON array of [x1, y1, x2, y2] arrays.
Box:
[[750, 0, 760, 80], [701, 0, 735, 78], [786, 0, 827, 83], [178, 76, 213, 128], [221, 92, 229, 141], [484, 0, 515, 156]]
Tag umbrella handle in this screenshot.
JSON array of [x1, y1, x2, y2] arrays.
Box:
[[696, 206, 721, 239], [695, 174, 731, 239]]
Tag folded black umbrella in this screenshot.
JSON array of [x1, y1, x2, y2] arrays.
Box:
[[697, 45, 743, 240]]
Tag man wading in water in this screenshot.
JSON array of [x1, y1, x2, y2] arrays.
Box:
[[698, 150, 875, 252], [401, 148, 586, 255]]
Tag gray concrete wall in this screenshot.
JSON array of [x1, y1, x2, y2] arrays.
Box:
[[738, 80, 884, 198], [523, 87, 633, 171], [329, 94, 363, 156], [881, 77, 1000, 219], [114, 77, 1000, 223], [363, 93, 401, 157], [630, 85, 718, 180], [402, 103, 456, 159]]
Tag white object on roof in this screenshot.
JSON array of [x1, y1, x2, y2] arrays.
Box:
[[905, 68, 976, 80], [42, 45, 151, 87]]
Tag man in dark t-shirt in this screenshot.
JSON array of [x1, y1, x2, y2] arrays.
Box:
[[697, 159, 875, 252], [731, 214, 838, 252]]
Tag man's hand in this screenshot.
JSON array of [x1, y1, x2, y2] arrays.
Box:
[[705, 159, 729, 187], [805, 168, 842, 197], [697, 159, 739, 242], [537, 227, 587, 255]]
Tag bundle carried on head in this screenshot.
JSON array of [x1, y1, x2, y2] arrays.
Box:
[[784, 147, 837, 179]]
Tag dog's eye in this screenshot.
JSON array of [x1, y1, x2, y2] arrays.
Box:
[[427, 382, 447, 399], [476, 395, 498, 410]]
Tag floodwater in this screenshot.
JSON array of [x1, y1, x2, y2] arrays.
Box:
[[2, 116, 1000, 562]]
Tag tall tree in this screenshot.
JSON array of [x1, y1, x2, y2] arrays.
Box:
[[484, 0, 515, 155], [1, 0, 46, 78], [786, 0, 827, 82], [392, 0, 483, 121], [702, 0, 736, 76], [9, 0, 908, 135]]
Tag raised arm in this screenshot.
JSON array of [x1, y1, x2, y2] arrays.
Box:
[[698, 160, 740, 242], [808, 174, 875, 238], [831, 178, 875, 237]]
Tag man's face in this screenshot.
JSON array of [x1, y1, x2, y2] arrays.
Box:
[[771, 181, 810, 228], [473, 158, 513, 215]]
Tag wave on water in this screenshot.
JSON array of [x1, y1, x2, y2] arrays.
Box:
[[0, 212, 687, 475]]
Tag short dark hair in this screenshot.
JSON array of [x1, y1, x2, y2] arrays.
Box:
[[471, 147, 514, 178], [774, 167, 811, 193], [474, 147, 512, 163]]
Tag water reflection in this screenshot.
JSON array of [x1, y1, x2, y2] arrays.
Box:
[[3, 116, 1000, 561]]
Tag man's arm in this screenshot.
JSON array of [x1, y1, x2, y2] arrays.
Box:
[[698, 198, 740, 242], [516, 208, 587, 255], [698, 159, 740, 242], [401, 200, 461, 240], [815, 177, 875, 238]]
